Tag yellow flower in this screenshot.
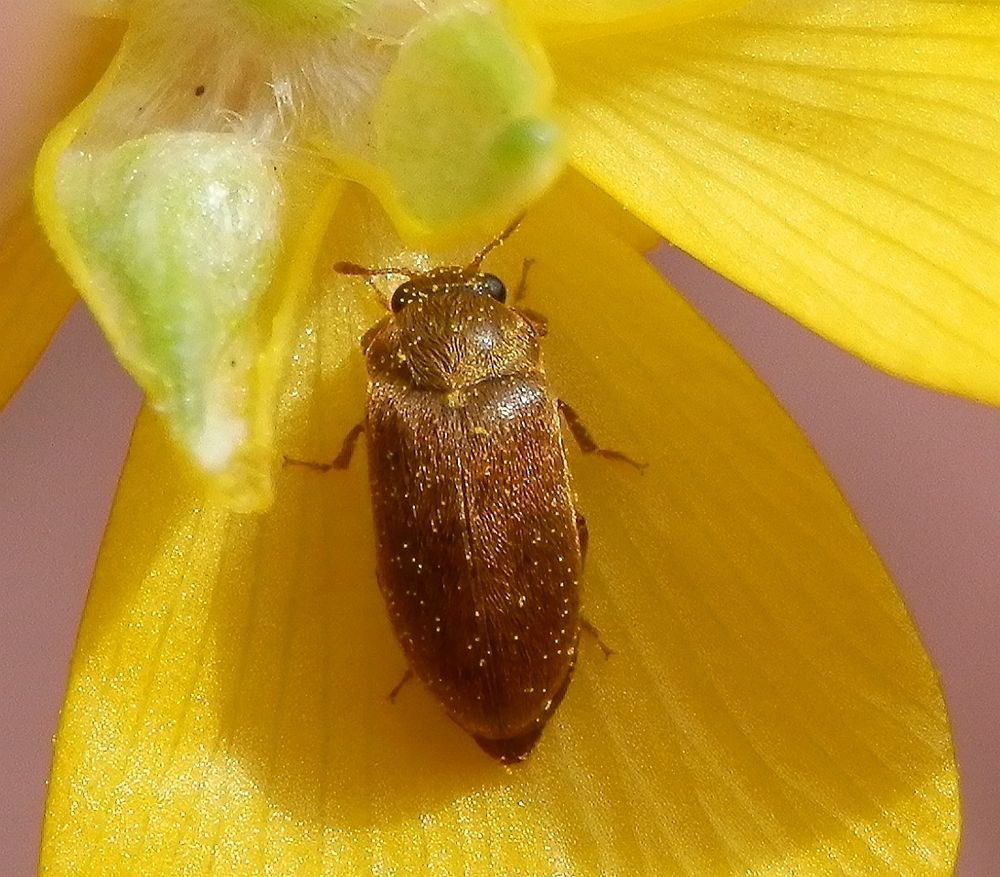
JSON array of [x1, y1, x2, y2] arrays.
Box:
[[2, 0, 988, 874]]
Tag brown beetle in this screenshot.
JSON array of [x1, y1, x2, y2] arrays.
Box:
[[314, 226, 639, 763]]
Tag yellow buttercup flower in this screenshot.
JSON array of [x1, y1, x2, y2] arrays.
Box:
[[1, 0, 987, 874]]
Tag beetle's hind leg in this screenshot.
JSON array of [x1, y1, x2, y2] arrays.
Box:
[[387, 668, 415, 703], [580, 616, 614, 660], [558, 400, 646, 472], [284, 422, 365, 472], [575, 512, 589, 563]]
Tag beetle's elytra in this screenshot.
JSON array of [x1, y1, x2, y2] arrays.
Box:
[[321, 223, 640, 763]]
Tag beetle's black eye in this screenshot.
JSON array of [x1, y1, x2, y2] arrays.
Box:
[[481, 273, 507, 304], [391, 282, 422, 313]]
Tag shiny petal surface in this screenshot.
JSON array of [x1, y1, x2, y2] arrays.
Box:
[[42, 183, 957, 876], [553, 2, 1000, 405], [0, 202, 76, 408]]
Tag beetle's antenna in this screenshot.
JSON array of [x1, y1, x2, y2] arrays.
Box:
[[467, 214, 525, 271], [334, 261, 419, 279], [334, 262, 409, 312]]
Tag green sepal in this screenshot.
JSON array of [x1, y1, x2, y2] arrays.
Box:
[[57, 131, 283, 499], [371, 4, 562, 238]]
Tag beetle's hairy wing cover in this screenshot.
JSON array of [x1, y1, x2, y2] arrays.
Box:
[[365, 374, 582, 738]]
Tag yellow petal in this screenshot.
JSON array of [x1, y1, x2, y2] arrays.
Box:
[[0, 202, 76, 409], [42, 181, 956, 875], [511, 0, 748, 43], [557, 168, 661, 253], [0, 15, 124, 409], [553, 2, 1000, 405], [85, 1, 131, 17]]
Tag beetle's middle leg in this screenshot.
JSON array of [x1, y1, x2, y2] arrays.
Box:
[[558, 400, 646, 472], [284, 422, 365, 472]]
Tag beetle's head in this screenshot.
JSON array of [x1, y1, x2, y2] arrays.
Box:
[[389, 267, 507, 313]]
